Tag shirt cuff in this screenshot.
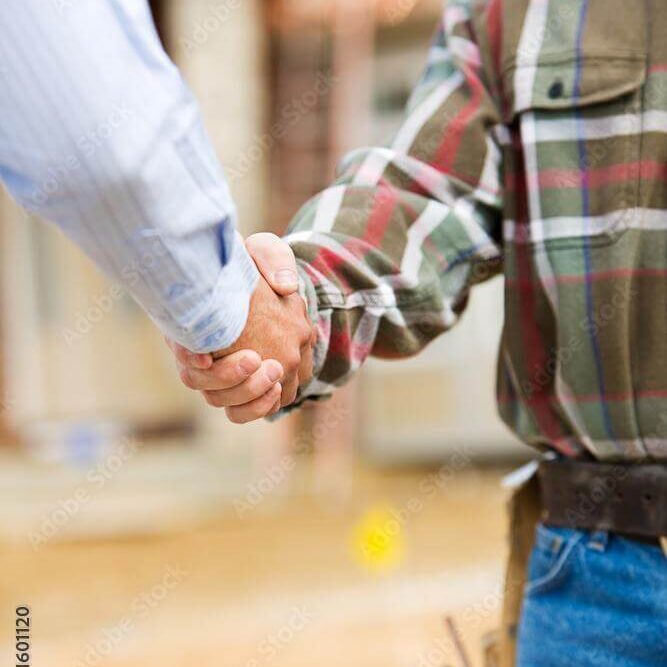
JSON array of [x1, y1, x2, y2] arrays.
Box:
[[296, 260, 328, 379], [267, 260, 332, 420], [163, 232, 259, 353]]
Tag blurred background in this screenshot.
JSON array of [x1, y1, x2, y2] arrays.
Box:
[[0, 1, 529, 666]]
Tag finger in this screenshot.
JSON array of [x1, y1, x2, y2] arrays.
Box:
[[226, 383, 283, 424], [280, 372, 300, 408], [245, 232, 299, 296], [203, 360, 284, 407], [178, 350, 262, 391], [279, 342, 312, 408], [298, 340, 314, 388], [268, 397, 282, 416], [166, 338, 213, 370]]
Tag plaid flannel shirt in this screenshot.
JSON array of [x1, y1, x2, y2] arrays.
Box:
[[285, 0, 667, 462]]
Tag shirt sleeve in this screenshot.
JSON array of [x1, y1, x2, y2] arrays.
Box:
[[284, 2, 504, 409], [0, 0, 258, 352]]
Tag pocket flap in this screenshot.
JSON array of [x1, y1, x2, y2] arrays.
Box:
[[499, 0, 648, 118], [504, 50, 646, 117]]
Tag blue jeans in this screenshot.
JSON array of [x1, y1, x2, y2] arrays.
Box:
[[517, 523, 667, 667]]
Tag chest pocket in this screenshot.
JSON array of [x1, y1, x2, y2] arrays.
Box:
[[500, 0, 647, 250]]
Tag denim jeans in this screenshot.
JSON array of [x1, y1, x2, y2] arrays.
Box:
[[517, 523, 667, 667]]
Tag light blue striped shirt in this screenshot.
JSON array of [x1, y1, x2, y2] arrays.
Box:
[[0, 0, 258, 352]]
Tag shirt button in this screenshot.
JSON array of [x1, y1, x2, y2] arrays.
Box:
[[548, 80, 565, 99]]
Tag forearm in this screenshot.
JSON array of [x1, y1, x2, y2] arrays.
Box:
[[0, 0, 256, 351], [287, 172, 501, 405], [285, 1, 506, 406]]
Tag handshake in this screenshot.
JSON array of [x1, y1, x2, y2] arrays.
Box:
[[166, 233, 317, 424]]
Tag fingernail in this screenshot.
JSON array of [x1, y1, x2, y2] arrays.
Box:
[[274, 269, 298, 286], [191, 354, 212, 370], [238, 356, 257, 375], [266, 362, 283, 383]]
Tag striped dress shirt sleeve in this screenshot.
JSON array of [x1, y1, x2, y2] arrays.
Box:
[[0, 0, 258, 352]]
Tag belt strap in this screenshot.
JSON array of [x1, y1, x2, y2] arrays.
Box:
[[539, 459, 667, 538]]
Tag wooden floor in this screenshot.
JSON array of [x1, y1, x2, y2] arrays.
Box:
[[0, 465, 511, 667]]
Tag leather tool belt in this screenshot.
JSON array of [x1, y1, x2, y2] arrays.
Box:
[[539, 459, 667, 539]]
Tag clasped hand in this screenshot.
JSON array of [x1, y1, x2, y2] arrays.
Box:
[[167, 233, 316, 423]]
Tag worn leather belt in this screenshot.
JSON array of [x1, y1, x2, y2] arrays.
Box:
[[538, 459, 667, 540]]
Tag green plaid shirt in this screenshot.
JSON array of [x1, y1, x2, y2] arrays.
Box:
[[285, 0, 667, 462]]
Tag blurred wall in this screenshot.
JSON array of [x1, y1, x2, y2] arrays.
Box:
[[0, 193, 192, 430]]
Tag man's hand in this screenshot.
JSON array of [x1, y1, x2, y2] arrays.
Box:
[[167, 233, 316, 423]]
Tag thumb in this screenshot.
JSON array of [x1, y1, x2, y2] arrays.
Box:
[[245, 232, 299, 297]]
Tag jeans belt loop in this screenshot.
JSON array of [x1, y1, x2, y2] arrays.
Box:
[[587, 530, 609, 552]]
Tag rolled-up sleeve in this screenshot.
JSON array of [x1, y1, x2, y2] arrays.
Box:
[[284, 1, 504, 409], [0, 0, 257, 352]]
